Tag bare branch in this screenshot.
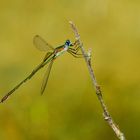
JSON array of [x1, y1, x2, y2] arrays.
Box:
[[69, 21, 126, 140]]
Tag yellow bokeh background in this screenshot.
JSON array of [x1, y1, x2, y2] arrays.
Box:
[[0, 0, 140, 139]]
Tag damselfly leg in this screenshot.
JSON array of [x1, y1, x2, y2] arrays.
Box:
[[68, 41, 84, 58]]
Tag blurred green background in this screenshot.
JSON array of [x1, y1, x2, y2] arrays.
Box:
[[0, 0, 140, 140]]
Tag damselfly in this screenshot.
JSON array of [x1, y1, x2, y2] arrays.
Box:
[[1, 35, 81, 103]]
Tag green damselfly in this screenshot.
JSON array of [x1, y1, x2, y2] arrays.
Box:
[[1, 35, 81, 103]]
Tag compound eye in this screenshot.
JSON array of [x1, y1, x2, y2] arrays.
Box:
[[65, 40, 71, 46]]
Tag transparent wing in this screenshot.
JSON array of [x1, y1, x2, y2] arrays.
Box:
[[41, 59, 54, 95], [33, 35, 54, 51]]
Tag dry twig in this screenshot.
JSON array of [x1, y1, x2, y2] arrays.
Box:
[[69, 21, 126, 140]]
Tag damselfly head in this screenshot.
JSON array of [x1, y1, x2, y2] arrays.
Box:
[[65, 40, 71, 46]]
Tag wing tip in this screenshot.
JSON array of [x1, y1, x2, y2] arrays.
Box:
[[40, 88, 45, 95]]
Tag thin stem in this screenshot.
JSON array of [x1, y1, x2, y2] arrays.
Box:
[[69, 21, 126, 140]]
